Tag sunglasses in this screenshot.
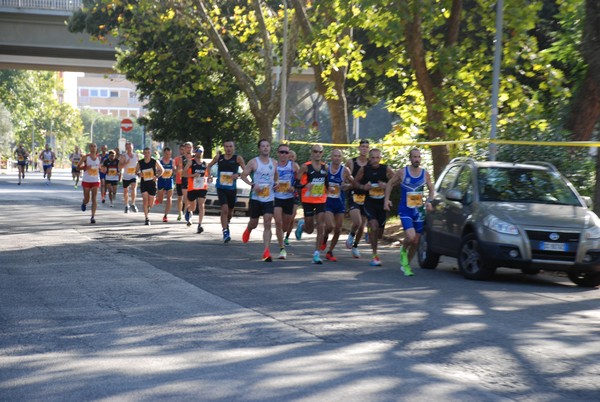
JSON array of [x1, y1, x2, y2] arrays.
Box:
[[278, 150, 289, 154], [312, 150, 323, 153]]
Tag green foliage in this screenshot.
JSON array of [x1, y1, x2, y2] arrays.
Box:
[[0, 102, 15, 157], [0, 70, 84, 158]]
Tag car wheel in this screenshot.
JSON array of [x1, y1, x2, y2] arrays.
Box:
[[418, 229, 440, 269], [521, 268, 540, 275], [458, 233, 496, 280], [567, 271, 600, 287]]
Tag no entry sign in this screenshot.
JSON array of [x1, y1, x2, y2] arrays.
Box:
[[120, 118, 134, 132]]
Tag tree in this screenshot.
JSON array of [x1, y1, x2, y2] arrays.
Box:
[[69, 1, 258, 154], [565, 0, 600, 141], [290, 0, 361, 145], [0, 102, 14, 157], [0, 70, 84, 157]]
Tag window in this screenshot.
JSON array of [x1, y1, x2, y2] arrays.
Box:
[[110, 91, 119, 98], [437, 165, 461, 195]]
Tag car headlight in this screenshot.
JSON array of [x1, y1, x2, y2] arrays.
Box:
[[483, 214, 519, 235], [584, 225, 600, 240]]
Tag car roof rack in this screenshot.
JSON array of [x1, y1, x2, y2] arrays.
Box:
[[521, 161, 559, 172]]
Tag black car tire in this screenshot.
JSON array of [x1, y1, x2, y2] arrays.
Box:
[[567, 271, 600, 287], [418, 229, 440, 269], [458, 232, 496, 280]]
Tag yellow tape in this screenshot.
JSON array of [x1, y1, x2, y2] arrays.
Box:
[[286, 139, 600, 147]]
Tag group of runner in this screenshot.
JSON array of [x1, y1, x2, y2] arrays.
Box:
[[14, 138, 434, 274], [228, 138, 435, 274]]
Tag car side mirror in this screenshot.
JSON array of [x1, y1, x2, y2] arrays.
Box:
[[582, 196, 593, 209], [446, 188, 463, 202]]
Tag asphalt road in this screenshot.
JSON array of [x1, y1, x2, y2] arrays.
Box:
[[1, 169, 599, 401]]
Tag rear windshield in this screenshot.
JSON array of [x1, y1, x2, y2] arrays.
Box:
[[477, 167, 581, 206]]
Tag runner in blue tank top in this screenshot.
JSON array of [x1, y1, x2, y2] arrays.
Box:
[[323, 149, 353, 262], [384, 148, 435, 276], [157, 147, 175, 222]]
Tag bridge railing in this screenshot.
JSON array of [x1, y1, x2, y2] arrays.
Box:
[[0, 0, 82, 10]]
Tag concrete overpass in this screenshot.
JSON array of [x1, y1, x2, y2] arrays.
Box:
[[0, 0, 117, 73]]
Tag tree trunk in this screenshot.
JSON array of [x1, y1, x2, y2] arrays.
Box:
[[327, 74, 349, 144], [255, 113, 275, 140], [566, 69, 600, 141], [594, 150, 600, 216]]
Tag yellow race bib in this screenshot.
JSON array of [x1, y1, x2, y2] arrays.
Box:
[[108, 168, 118, 176], [142, 168, 154, 181], [353, 193, 366, 205], [127, 167, 136, 175], [256, 184, 271, 198], [88, 167, 98, 176], [328, 183, 341, 198], [406, 192, 424, 208], [219, 172, 234, 185], [369, 184, 385, 199], [277, 180, 291, 193], [162, 169, 173, 179]]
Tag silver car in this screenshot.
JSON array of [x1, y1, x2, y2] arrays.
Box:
[[419, 158, 600, 287]]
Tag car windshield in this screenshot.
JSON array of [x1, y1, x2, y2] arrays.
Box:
[[477, 167, 581, 206]]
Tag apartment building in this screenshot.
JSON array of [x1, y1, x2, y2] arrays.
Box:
[[75, 73, 145, 118]]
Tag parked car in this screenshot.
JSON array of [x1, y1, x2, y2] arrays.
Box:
[[418, 157, 600, 287], [205, 161, 251, 215]]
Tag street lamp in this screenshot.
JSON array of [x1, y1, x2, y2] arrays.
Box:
[[90, 115, 99, 144]]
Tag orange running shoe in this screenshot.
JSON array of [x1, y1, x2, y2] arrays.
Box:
[[325, 251, 337, 262], [262, 249, 272, 262], [242, 228, 251, 243]]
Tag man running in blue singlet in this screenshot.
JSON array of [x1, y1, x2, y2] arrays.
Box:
[[384, 148, 435, 276], [156, 147, 175, 222]]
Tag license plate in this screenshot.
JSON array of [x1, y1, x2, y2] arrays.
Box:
[[540, 242, 566, 252]]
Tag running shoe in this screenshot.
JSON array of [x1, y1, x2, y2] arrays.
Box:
[[162, 215, 168, 223], [197, 225, 204, 234], [263, 249, 272, 262], [177, 213, 182, 221], [145, 218, 150, 226], [295, 219, 304, 240], [155, 199, 160, 206], [81, 203, 86, 212], [284, 237, 290, 246], [110, 203, 114, 208], [325, 251, 337, 262], [90, 217, 96, 224], [370, 255, 382, 266], [400, 248, 410, 267], [351, 247, 361, 259], [278, 248, 287, 260], [131, 204, 139, 213], [242, 228, 251, 243], [401, 264, 414, 276], [124, 205, 129, 213], [312, 252, 323, 265], [17, 182, 21, 185], [320, 238, 327, 251], [223, 229, 231, 243], [345, 233, 354, 249], [101, 198, 105, 203], [74, 184, 78, 189]]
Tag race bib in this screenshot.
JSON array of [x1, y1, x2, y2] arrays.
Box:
[[18, 156, 24, 161], [369, 184, 385, 199], [88, 167, 98, 176], [43, 159, 50, 165], [193, 176, 206, 189], [219, 172, 234, 186], [406, 192, 424, 208], [277, 180, 291, 193], [328, 183, 341, 198], [352, 193, 366, 205], [127, 167, 136, 175], [162, 169, 173, 179], [108, 168, 118, 177], [255, 184, 271, 198], [309, 182, 325, 197], [142, 168, 154, 181]]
